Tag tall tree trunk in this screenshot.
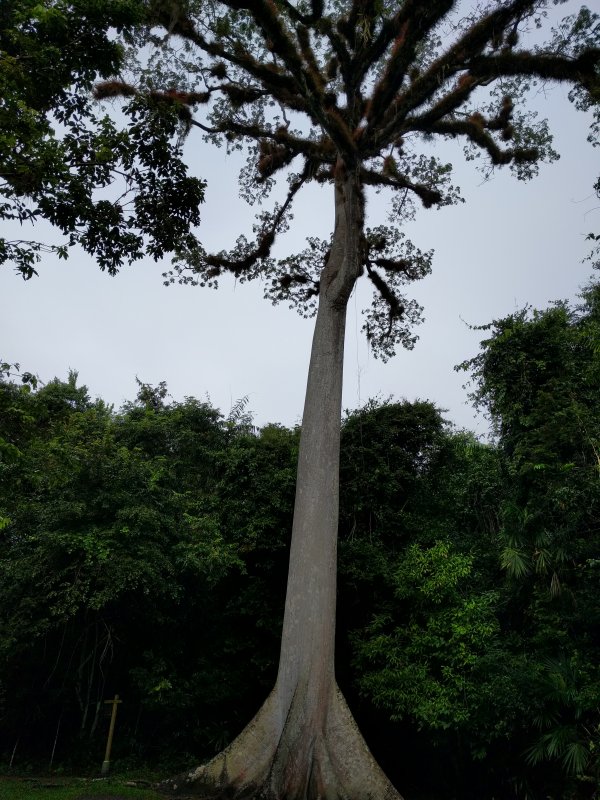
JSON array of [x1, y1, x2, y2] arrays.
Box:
[[161, 166, 402, 800]]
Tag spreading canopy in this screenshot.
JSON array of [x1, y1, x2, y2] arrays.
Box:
[[92, 0, 600, 356], [4, 1, 599, 355]]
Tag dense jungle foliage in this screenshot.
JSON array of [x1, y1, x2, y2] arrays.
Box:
[[1, 283, 599, 800]]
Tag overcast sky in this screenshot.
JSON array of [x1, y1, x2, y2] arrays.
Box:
[[2, 13, 598, 435]]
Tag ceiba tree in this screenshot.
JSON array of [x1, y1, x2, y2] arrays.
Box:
[[39, 0, 600, 797]]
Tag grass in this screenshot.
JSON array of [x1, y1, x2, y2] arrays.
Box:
[[0, 776, 163, 800]]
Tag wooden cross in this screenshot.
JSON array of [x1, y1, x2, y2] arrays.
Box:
[[101, 694, 122, 776]]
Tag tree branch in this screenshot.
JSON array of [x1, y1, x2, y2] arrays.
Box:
[[365, 0, 456, 131], [151, 7, 315, 119], [468, 48, 600, 90], [313, 16, 352, 96], [409, 117, 538, 166], [365, 263, 404, 338], [219, 0, 337, 134], [192, 164, 309, 276], [360, 167, 443, 208], [356, 0, 449, 88], [288, 0, 324, 26], [370, 0, 541, 148], [189, 116, 335, 164]]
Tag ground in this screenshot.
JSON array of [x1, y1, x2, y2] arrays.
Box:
[[0, 776, 162, 800]]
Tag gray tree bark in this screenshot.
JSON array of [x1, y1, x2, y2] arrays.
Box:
[[160, 166, 403, 800]]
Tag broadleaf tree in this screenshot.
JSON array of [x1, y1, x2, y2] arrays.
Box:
[[16, 0, 600, 797], [0, 0, 205, 278]]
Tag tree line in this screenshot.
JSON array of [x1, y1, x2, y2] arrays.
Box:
[[1, 283, 598, 799]]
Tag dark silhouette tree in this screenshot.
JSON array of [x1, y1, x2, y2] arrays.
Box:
[[77, 0, 600, 797]]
